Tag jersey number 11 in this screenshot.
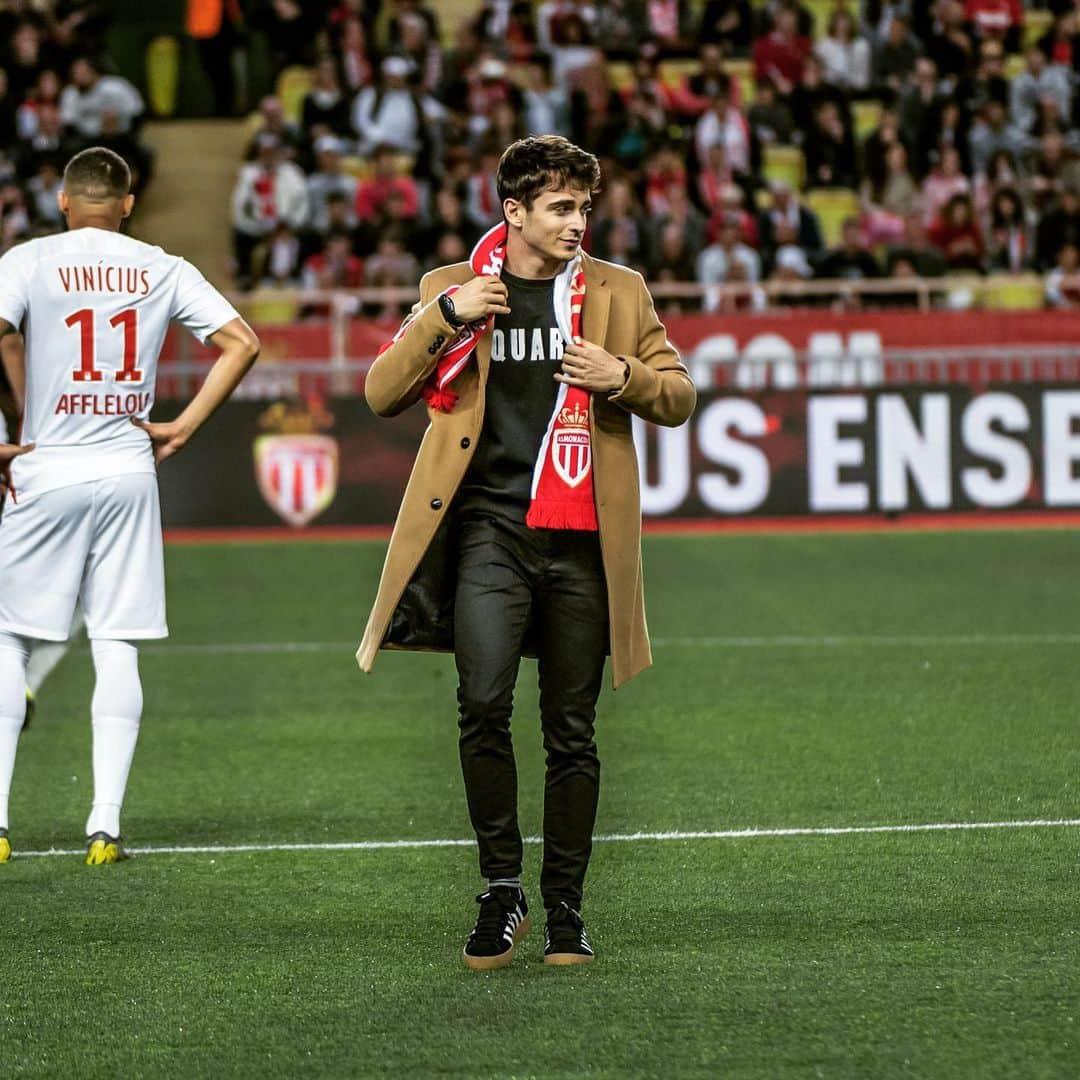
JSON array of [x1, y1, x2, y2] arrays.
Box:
[[66, 308, 143, 384]]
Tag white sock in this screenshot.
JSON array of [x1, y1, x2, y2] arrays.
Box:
[[0, 633, 31, 833], [86, 639, 142, 839], [26, 607, 84, 695]]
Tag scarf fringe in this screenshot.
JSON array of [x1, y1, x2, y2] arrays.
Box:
[[422, 384, 459, 413], [525, 498, 599, 532]]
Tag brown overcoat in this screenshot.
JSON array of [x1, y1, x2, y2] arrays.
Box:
[[355, 252, 696, 689]]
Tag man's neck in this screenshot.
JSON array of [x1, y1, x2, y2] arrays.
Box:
[[503, 229, 564, 280]]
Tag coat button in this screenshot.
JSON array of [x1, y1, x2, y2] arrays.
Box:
[[460, 437, 471, 449], [430, 498, 443, 510]]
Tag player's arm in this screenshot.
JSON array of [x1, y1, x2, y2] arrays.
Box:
[[133, 317, 259, 465]]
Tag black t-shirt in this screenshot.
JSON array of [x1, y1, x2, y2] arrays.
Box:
[[456, 268, 564, 522]]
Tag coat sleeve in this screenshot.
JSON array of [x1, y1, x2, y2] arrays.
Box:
[[607, 274, 697, 428], [364, 271, 459, 418]]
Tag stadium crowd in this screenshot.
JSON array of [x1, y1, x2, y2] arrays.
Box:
[[0, 1, 154, 253], [222, 0, 1080, 310]]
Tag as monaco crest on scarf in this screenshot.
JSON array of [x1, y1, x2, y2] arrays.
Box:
[[375, 222, 598, 532]]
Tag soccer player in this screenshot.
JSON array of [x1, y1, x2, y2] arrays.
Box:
[[357, 136, 696, 967], [0, 147, 259, 866]]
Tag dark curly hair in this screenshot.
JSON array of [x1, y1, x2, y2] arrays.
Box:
[[496, 135, 601, 209]]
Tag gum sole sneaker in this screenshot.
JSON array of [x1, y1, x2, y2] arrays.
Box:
[[85, 832, 130, 865], [463, 886, 531, 971], [544, 901, 595, 966]]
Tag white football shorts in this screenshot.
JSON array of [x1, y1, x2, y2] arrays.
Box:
[[0, 472, 167, 641]]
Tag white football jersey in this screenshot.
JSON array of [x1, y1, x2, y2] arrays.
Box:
[[0, 227, 239, 497]]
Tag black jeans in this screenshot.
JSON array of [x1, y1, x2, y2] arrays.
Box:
[[454, 513, 608, 909]]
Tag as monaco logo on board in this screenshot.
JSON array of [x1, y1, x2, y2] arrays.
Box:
[[552, 401, 591, 488], [253, 399, 339, 527]]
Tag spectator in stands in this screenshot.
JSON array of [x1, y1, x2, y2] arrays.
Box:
[[427, 229, 468, 273], [974, 146, 1025, 217], [929, 192, 984, 270], [355, 143, 420, 223], [646, 0, 697, 55], [696, 211, 762, 288], [1037, 10, 1080, 77], [650, 219, 698, 286], [388, 10, 443, 94], [862, 142, 920, 242], [968, 100, 1027, 176], [25, 157, 62, 227], [416, 183, 479, 257], [684, 43, 738, 113], [899, 58, 942, 177], [231, 131, 309, 290], [1035, 185, 1080, 269], [306, 134, 358, 236], [985, 186, 1029, 272], [548, 11, 603, 86], [302, 55, 353, 137], [926, 0, 975, 85], [247, 95, 303, 161], [654, 182, 708, 262], [873, 14, 921, 96], [589, 175, 649, 265], [335, 15, 375, 93], [961, 38, 1010, 116], [643, 143, 689, 216], [600, 218, 646, 271], [302, 229, 364, 289], [250, 0, 323, 75], [964, 0, 1023, 55], [753, 5, 812, 98], [758, 180, 824, 268], [188, 0, 244, 117], [747, 79, 795, 147], [769, 243, 814, 299], [805, 100, 858, 189], [817, 217, 881, 279], [16, 68, 62, 141], [521, 55, 571, 138], [262, 222, 302, 286], [59, 55, 143, 140], [95, 107, 153, 194], [1045, 241, 1080, 306], [16, 103, 73, 180], [352, 55, 443, 161], [930, 98, 973, 176], [363, 229, 421, 319], [921, 145, 971, 223], [698, 144, 736, 215], [1028, 131, 1080, 211], [385, 0, 442, 49], [464, 143, 502, 229], [887, 211, 949, 277], [815, 10, 872, 95], [0, 178, 29, 252], [592, 0, 648, 58], [1010, 47, 1072, 137], [694, 87, 752, 177], [790, 54, 850, 144], [5, 21, 55, 103], [699, 0, 754, 56], [862, 107, 911, 193]]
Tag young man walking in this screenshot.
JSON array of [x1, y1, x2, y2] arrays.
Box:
[[357, 136, 696, 967], [0, 147, 259, 865]]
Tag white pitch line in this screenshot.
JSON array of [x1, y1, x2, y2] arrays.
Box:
[[116, 633, 1080, 658], [15, 818, 1080, 859]]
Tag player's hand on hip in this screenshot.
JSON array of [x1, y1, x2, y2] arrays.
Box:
[[132, 418, 189, 465], [556, 338, 628, 393], [0, 442, 33, 501], [446, 276, 511, 323]]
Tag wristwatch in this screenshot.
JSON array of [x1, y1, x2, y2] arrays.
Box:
[[438, 292, 464, 328]]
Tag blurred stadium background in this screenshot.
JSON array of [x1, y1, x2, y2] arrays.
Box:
[[4, 1, 1080, 1077]]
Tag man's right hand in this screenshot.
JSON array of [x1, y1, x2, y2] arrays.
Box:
[[446, 276, 511, 323], [0, 442, 33, 501]]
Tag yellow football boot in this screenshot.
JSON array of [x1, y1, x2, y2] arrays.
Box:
[[0, 829, 10, 863], [85, 832, 130, 865]]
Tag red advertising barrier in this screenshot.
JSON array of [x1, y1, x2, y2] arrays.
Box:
[[152, 309, 1080, 528]]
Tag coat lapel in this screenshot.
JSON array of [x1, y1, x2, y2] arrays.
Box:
[[581, 257, 611, 346]]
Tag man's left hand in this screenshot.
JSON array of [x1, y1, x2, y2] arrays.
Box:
[[556, 338, 628, 393]]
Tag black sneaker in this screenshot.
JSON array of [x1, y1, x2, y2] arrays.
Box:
[[462, 886, 531, 970], [543, 901, 595, 965]]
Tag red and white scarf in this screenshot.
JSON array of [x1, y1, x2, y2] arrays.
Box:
[[377, 222, 598, 531]]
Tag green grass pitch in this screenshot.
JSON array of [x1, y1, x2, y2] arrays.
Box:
[[4, 529, 1080, 1078]]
